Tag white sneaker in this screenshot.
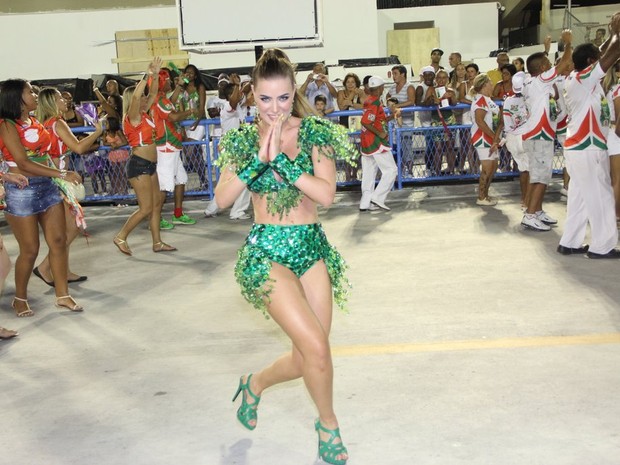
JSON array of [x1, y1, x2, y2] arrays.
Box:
[[521, 214, 551, 231], [371, 200, 391, 211], [204, 210, 218, 218], [230, 212, 251, 220], [476, 197, 497, 206], [536, 210, 557, 225], [560, 187, 568, 196]]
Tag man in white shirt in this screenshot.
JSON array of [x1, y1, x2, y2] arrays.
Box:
[[520, 30, 572, 231], [558, 14, 620, 258], [206, 74, 229, 139], [300, 63, 337, 111]]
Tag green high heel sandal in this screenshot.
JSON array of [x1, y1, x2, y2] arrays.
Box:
[[232, 374, 261, 430], [315, 418, 348, 465]]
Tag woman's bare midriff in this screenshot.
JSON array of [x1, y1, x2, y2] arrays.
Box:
[[252, 194, 319, 225], [131, 144, 157, 163]]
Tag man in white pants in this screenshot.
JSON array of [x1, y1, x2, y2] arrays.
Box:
[[558, 15, 620, 259], [204, 75, 252, 220], [359, 76, 400, 211]]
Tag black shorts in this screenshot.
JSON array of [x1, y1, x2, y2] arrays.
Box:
[[126, 153, 157, 179]]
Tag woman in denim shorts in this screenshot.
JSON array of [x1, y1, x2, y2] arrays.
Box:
[[0, 79, 85, 315]]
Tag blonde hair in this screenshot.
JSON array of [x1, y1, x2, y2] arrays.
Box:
[[35, 87, 61, 122], [252, 48, 317, 118], [469, 74, 491, 98], [122, 85, 137, 120]]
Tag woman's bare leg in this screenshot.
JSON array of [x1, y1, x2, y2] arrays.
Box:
[[39, 203, 74, 306], [115, 175, 154, 242], [4, 214, 40, 314], [0, 235, 11, 293], [36, 203, 82, 282], [478, 159, 498, 200], [149, 174, 164, 245], [248, 262, 346, 460]]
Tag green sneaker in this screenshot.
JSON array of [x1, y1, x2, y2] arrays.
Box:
[[160, 218, 175, 230], [171, 213, 197, 225]]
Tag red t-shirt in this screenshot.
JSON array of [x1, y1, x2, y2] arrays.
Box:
[[152, 95, 183, 151], [0, 117, 51, 163], [360, 95, 389, 154], [44, 116, 67, 159], [123, 112, 155, 148]]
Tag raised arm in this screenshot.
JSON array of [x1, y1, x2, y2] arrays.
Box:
[[321, 76, 338, 98], [555, 30, 573, 75], [299, 72, 314, 96], [600, 13, 620, 73], [144, 58, 162, 111], [93, 86, 120, 119], [55, 118, 104, 154], [228, 74, 243, 110]]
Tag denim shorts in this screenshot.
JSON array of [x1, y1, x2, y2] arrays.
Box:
[[126, 153, 157, 179], [4, 176, 63, 216]]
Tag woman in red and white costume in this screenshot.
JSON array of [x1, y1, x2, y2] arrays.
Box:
[[32, 87, 104, 286], [469, 74, 503, 206], [0, 79, 84, 315], [113, 57, 176, 255]]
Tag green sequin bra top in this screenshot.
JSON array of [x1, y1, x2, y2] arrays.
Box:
[[216, 116, 358, 216]]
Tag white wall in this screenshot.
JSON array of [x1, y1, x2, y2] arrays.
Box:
[[377, 3, 500, 65], [0, 0, 379, 81]]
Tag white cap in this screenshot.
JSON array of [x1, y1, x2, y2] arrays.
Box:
[[420, 66, 436, 75], [512, 71, 526, 93], [368, 76, 385, 88]]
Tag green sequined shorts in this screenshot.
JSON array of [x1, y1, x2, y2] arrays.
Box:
[[235, 223, 350, 317]]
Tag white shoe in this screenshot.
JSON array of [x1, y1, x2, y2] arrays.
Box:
[[521, 214, 551, 231], [230, 212, 251, 220], [360, 204, 379, 212], [371, 200, 391, 211], [204, 210, 218, 218], [476, 197, 497, 206], [560, 187, 568, 196], [536, 210, 557, 225]]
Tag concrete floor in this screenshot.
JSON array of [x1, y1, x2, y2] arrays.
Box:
[[1, 179, 620, 465]]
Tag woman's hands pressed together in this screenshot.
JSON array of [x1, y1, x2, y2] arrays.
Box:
[[258, 113, 286, 164]]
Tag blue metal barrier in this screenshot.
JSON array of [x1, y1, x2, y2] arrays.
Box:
[[69, 104, 566, 203]]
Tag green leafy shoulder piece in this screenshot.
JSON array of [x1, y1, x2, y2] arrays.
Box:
[[298, 116, 358, 166], [214, 124, 259, 169]]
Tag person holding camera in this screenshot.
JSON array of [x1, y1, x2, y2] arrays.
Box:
[[300, 63, 337, 112]]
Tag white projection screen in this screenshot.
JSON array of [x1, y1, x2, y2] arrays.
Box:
[[176, 0, 323, 53]]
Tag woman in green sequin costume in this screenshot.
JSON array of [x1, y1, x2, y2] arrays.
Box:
[[216, 49, 353, 465]]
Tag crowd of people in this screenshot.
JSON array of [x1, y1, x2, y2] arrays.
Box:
[[1, 13, 620, 463]]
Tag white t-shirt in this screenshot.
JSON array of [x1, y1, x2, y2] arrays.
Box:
[[417, 82, 432, 127], [305, 81, 335, 110], [220, 95, 247, 135], [564, 62, 609, 151], [522, 67, 559, 141], [388, 82, 416, 127], [502, 94, 528, 135], [555, 75, 569, 137], [206, 95, 227, 137], [470, 94, 500, 148]]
